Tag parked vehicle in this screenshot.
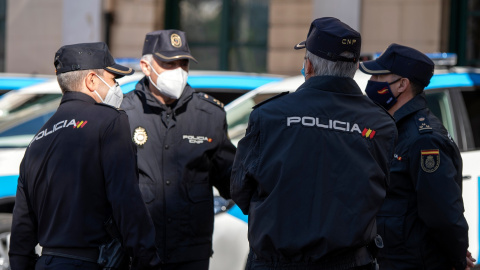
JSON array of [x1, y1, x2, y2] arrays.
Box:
[[0, 73, 53, 94], [0, 71, 283, 270], [0, 71, 283, 121], [0, 73, 54, 96]]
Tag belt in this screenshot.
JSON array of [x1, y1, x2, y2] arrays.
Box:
[[42, 247, 99, 263], [250, 246, 375, 270]]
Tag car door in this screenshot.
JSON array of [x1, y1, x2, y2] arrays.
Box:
[[425, 85, 480, 261]]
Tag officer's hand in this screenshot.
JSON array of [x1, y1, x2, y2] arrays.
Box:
[[466, 250, 476, 269]]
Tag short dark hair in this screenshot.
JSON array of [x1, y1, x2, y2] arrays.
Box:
[[410, 79, 424, 96]]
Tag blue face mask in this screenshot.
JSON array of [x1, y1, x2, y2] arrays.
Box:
[[301, 61, 306, 77], [365, 78, 402, 110]]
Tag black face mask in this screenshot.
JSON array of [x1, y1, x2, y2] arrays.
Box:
[[365, 78, 402, 110]]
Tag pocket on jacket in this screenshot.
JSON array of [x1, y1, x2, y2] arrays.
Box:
[[377, 215, 405, 252], [139, 183, 155, 204], [187, 182, 212, 203], [187, 182, 214, 237]]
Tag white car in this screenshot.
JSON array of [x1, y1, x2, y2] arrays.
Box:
[[224, 65, 480, 266]]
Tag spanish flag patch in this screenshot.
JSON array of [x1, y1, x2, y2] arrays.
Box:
[[420, 149, 440, 173]]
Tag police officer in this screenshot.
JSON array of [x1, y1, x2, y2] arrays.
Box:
[[359, 43, 472, 269], [9, 42, 161, 270], [231, 17, 397, 269], [121, 30, 236, 270]]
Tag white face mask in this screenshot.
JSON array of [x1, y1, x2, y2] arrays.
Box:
[[94, 74, 124, 108], [148, 63, 188, 100]]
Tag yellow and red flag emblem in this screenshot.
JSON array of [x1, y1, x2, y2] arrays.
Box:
[[74, 121, 88, 128], [362, 128, 376, 139], [421, 150, 439, 155], [420, 149, 440, 173], [377, 87, 389, 94]]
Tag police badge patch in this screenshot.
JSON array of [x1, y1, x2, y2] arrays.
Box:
[[420, 149, 440, 173], [133, 127, 148, 146]]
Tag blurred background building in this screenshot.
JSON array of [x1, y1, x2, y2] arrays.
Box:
[[0, 0, 477, 75]]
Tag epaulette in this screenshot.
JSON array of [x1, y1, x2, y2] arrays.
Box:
[[198, 93, 224, 109], [415, 115, 433, 134], [95, 102, 124, 112], [253, 91, 289, 109]]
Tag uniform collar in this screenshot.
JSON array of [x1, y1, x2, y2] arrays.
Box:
[[60, 91, 97, 105], [298, 76, 363, 95], [134, 76, 194, 110], [392, 93, 428, 123]]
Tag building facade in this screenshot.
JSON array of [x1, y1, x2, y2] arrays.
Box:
[[1, 0, 476, 75]]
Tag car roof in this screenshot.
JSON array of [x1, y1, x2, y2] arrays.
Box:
[[225, 68, 480, 111], [0, 73, 54, 91], [225, 71, 372, 111], [4, 70, 285, 95]]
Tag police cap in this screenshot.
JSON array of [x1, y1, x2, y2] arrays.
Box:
[[294, 17, 361, 62], [142, 30, 198, 63], [359, 43, 434, 87], [54, 42, 134, 77]]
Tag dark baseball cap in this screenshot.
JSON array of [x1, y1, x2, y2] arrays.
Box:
[[142, 30, 198, 63], [54, 42, 134, 77], [359, 43, 434, 87], [294, 17, 361, 62]]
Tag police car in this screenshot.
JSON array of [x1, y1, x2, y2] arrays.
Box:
[[0, 71, 283, 270], [224, 54, 480, 266], [0, 73, 54, 97]]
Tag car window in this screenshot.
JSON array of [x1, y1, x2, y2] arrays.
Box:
[[460, 88, 480, 149], [226, 93, 278, 145], [0, 111, 55, 148], [9, 93, 62, 114], [425, 91, 455, 140]]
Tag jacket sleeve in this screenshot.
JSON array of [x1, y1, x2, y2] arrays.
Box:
[[101, 113, 161, 270], [410, 135, 468, 268], [9, 160, 38, 270], [210, 116, 236, 199], [230, 108, 260, 215]]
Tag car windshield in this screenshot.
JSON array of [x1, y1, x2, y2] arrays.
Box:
[[0, 99, 60, 148], [226, 93, 279, 145]]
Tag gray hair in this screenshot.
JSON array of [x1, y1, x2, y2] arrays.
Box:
[[305, 50, 357, 78], [57, 69, 104, 94], [142, 54, 153, 64]]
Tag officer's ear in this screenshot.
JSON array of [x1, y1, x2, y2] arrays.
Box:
[[140, 59, 151, 77], [305, 58, 314, 79], [85, 71, 100, 92], [397, 77, 410, 95]]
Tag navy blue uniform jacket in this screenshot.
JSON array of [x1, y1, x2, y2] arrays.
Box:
[[231, 76, 398, 263], [376, 93, 468, 270], [121, 77, 236, 263], [9, 92, 160, 270]]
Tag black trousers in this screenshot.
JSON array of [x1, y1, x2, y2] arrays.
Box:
[[161, 258, 210, 270], [35, 255, 101, 270]]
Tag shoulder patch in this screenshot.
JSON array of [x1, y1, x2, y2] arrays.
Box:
[[198, 93, 224, 109], [253, 91, 289, 109], [415, 115, 432, 134], [420, 149, 440, 173]]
